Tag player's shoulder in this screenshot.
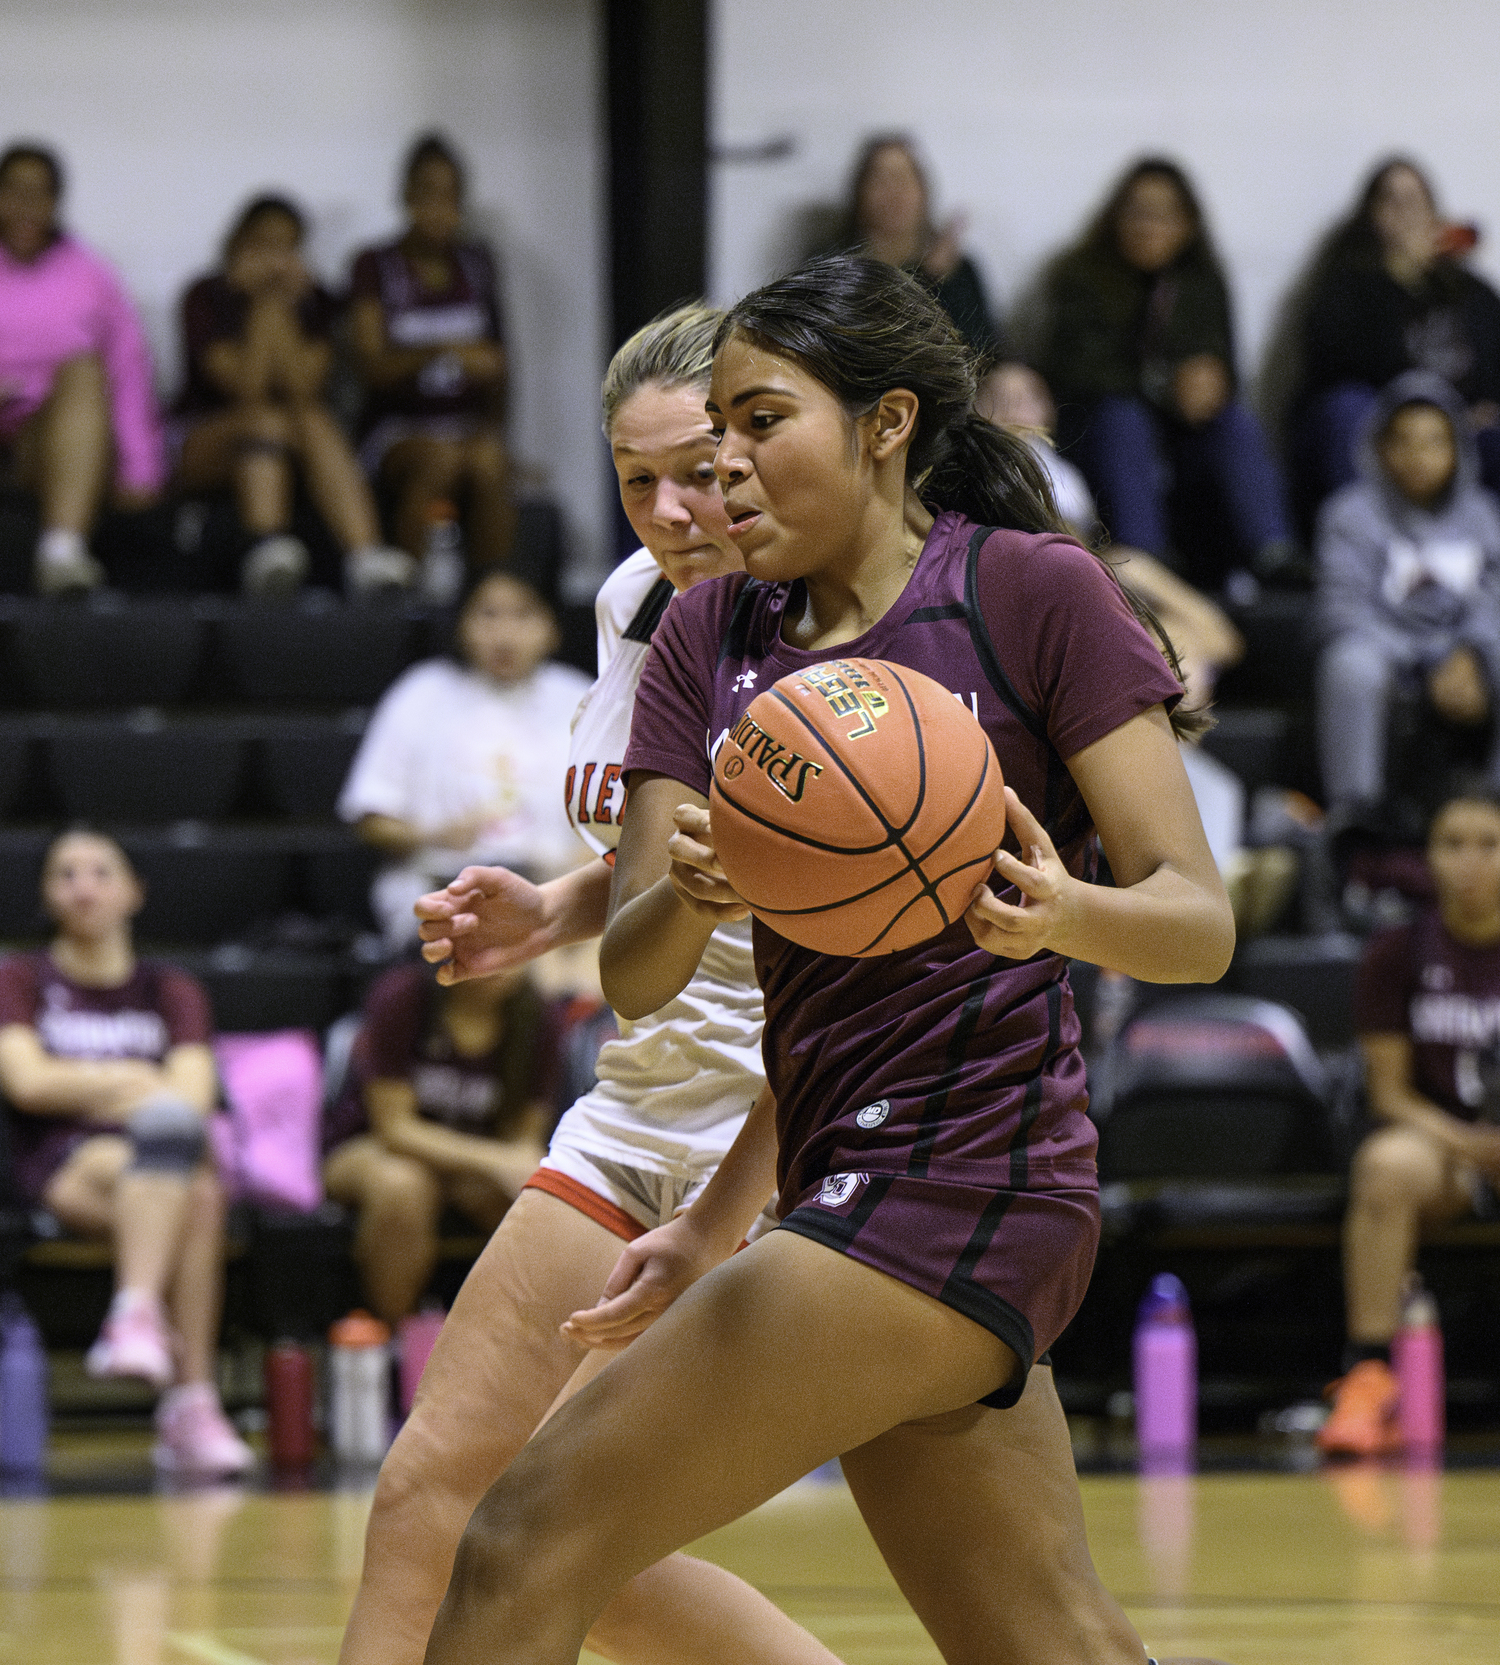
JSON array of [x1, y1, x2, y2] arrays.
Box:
[[1359, 916, 1422, 975], [143, 958, 210, 1006], [596, 549, 663, 633], [971, 521, 1118, 608]]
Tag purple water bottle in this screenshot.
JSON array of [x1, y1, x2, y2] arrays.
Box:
[[1133, 1273, 1197, 1456], [0, 1293, 49, 1473], [1393, 1275, 1445, 1455]]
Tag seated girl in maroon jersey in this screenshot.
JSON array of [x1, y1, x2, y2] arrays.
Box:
[[1320, 777, 1500, 1457], [421, 257, 1234, 1665], [321, 962, 560, 1322], [171, 194, 413, 597], [0, 831, 251, 1475], [348, 134, 514, 573]]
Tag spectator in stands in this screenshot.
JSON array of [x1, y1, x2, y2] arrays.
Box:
[[322, 962, 558, 1321], [1320, 777, 1500, 1456], [349, 134, 515, 574], [339, 567, 589, 946], [839, 133, 999, 361], [1294, 158, 1500, 506], [1315, 370, 1500, 824], [170, 194, 414, 597], [0, 142, 164, 595], [1040, 156, 1296, 589], [0, 831, 252, 1475]]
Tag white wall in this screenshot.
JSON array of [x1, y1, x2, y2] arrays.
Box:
[[0, 0, 608, 588], [711, 0, 1500, 399]]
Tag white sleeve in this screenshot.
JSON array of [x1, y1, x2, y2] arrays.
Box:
[[336, 666, 433, 824]]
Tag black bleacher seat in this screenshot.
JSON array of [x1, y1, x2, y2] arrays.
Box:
[[0, 829, 56, 940], [1199, 708, 1292, 799], [258, 714, 366, 819], [1228, 932, 1363, 1050], [1, 598, 208, 711], [1215, 592, 1316, 706], [214, 599, 422, 706], [122, 828, 295, 945], [46, 716, 247, 822], [300, 834, 382, 929], [0, 721, 33, 816], [176, 946, 352, 1033]]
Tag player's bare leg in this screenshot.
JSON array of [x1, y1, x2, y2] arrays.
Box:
[[425, 1230, 1151, 1665], [340, 1191, 845, 1665]]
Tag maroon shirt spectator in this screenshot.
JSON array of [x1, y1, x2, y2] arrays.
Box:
[[0, 949, 211, 1203], [173, 272, 338, 419]]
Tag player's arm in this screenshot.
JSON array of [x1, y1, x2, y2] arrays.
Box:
[[1361, 1032, 1500, 1174], [365, 1078, 541, 1190], [417, 859, 615, 985], [966, 704, 1234, 984], [158, 1043, 218, 1115], [599, 774, 745, 1020], [0, 1025, 168, 1120], [349, 295, 441, 389], [563, 1082, 779, 1348]]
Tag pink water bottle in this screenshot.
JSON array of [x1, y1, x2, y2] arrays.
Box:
[[1393, 1275, 1445, 1454], [397, 1308, 445, 1416], [1134, 1274, 1197, 1456]]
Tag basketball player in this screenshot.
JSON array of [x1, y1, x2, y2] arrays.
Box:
[[421, 257, 1235, 1665], [338, 303, 846, 1665]]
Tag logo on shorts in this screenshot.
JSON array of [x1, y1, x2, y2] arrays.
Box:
[[816, 1172, 866, 1208], [854, 1099, 891, 1129]]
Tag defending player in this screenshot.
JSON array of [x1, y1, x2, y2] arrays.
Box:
[[423, 256, 1235, 1665]]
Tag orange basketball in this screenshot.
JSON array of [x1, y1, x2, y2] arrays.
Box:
[[709, 657, 1005, 957]]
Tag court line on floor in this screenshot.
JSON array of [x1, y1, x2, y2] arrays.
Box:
[[165, 1635, 269, 1665]]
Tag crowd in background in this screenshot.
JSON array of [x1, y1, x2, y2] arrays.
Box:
[[4, 121, 1500, 1470]]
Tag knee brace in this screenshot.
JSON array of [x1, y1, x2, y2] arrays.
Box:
[[127, 1096, 208, 1174]]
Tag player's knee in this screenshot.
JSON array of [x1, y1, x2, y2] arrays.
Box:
[[126, 1096, 208, 1175], [1351, 1129, 1434, 1208], [364, 1157, 440, 1225], [52, 351, 105, 398], [240, 404, 294, 448]]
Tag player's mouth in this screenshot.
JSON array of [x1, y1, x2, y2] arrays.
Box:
[[724, 502, 764, 539]]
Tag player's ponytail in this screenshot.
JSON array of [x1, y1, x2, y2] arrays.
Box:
[[718, 255, 1208, 740]]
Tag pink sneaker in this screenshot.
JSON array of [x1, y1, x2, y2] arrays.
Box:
[[85, 1292, 175, 1389], [154, 1384, 256, 1476]]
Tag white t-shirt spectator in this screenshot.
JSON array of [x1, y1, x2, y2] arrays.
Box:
[[340, 656, 591, 944]]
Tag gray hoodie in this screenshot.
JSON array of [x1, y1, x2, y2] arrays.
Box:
[[1315, 369, 1500, 678]]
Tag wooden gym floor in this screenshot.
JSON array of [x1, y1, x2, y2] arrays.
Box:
[[2, 1432, 1499, 1663]]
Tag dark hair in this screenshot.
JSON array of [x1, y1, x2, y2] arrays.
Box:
[[42, 825, 137, 879], [843, 133, 932, 247], [1078, 155, 1221, 275], [222, 194, 305, 263], [1326, 156, 1439, 271], [0, 142, 64, 198], [715, 255, 1206, 739], [1429, 773, 1500, 833], [403, 132, 466, 198]]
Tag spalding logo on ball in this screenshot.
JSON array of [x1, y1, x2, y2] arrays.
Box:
[[709, 657, 1005, 957]]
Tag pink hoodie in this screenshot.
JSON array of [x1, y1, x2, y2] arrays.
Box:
[[0, 234, 165, 494]]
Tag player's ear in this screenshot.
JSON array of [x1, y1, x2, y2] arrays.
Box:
[[866, 388, 920, 461]]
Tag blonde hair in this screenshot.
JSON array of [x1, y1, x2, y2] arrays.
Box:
[[600, 301, 722, 436]]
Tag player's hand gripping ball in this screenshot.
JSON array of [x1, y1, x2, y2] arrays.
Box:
[[709, 658, 1005, 957]]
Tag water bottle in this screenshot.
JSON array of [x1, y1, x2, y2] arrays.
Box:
[[264, 1340, 317, 1468], [397, 1308, 445, 1417], [1133, 1273, 1197, 1456], [327, 1311, 391, 1464], [1393, 1275, 1445, 1454], [0, 1294, 49, 1474], [420, 500, 465, 606]]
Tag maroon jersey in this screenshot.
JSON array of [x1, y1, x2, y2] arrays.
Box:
[[1356, 909, 1500, 1122], [172, 273, 338, 418], [322, 963, 560, 1153], [0, 951, 212, 1201], [624, 511, 1182, 1218]]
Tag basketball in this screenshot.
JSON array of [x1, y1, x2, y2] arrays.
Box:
[[708, 657, 1005, 957]]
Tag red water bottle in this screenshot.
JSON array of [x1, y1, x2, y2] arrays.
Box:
[[1393, 1276, 1444, 1454], [265, 1340, 317, 1467]]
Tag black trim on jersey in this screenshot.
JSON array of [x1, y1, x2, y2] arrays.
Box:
[[1008, 978, 1062, 1193], [717, 577, 767, 667], [963, 526, 1047, 741], [936, 1189, 1039, 1407], [908, 971, 996, 1178], [906, 603, 969, 624], [776, 1174, 894, 1254], [621, 576, 676, 645]]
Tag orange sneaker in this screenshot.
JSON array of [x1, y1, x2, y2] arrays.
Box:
[[1317, 1358, 1404, 1457]]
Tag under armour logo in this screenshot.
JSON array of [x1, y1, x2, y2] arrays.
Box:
[[730, 670, 758, 692]]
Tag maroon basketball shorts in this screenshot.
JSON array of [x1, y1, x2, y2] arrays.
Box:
[[775, 1167, 1100, 1408]]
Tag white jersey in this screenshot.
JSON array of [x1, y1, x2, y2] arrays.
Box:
[[545, 550, 763, 1188]]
